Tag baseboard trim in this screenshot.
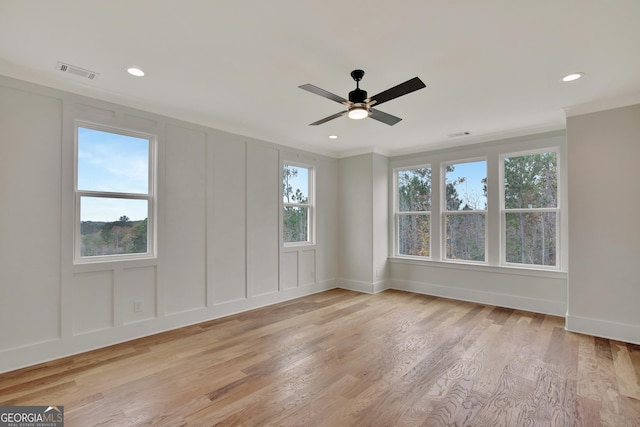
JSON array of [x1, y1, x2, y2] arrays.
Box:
[[0, 279, 336, 374], [337, 278, 389, 294], [566, 314, 640, 345], [391, 278, 566, 316], [337, 278, 374, 293], [373, 279, 389, 294]]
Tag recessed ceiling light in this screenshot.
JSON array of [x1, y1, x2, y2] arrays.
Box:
[[127, 67, 145, 77], [562, 72, 584, 82], [329, 135, 338, 139]]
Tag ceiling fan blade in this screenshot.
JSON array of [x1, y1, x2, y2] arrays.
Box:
[[369, 77, 426, 106], [309, 111, 347, 126], [369, 108, 402, 126], [299, 84, 348, 104]]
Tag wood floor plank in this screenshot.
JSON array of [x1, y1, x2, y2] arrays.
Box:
[[576, 395, 603, 427], [1, 289, 639, 426], [612, 341, 640, 400], [628, 343, 640, 381]]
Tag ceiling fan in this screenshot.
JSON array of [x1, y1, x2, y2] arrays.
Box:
[[299, 69, 426, 126]]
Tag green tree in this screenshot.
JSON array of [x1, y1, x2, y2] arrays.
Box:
[[283, 165, 309, 242], [283, 166, 297, 203], [445, 164, 465, 211], [397, 168, 431, 256], [504, 153, 557, 265], [444, 164, 487, 261], [80, 216, 147, 257], [131, 218, 148, 253], [100, 221, 115, 246]]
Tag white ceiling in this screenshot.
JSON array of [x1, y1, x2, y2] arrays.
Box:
[[1, 1, 639, 158]]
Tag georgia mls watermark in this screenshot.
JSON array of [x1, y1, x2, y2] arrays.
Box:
[[0, 406, 63, 427]]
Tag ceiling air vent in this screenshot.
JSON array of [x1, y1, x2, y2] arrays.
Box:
[[56, 62, 99, 80]]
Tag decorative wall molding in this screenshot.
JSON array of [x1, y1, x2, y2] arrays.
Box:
[[0, 279, 336, 373]]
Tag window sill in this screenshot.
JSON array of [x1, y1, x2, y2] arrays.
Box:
[[283, 243, 316, 252], [388, 256, 567, 280], [73, 255, 157, 272]]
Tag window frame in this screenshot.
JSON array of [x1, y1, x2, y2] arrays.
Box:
[[394, 164, 432, 259], [282, 161, 315, 247], [500, 148, 560, 270], [390, 137, 565, 274], [441, 157, 488, 264], [74, 121, 157, 263]]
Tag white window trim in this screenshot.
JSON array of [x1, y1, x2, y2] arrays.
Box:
[[393, 164, 432, 259], [441, 158, 488, 264], [282, 160, 315, 248], [499, 148, 561, 270], [74, 121, 157, 263]]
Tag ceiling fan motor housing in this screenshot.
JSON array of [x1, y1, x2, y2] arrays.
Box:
[[349, 88, 367, 103], [349, 69, 367, 103]]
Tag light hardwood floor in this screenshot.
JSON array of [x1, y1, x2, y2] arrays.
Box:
[[1, 289, 639, 426]]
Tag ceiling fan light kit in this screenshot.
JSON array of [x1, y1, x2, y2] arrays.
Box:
[[348, 106, 369, 120], [299, 69, 426, 126]]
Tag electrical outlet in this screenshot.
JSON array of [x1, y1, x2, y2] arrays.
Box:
[[134, 300, 143, 313]]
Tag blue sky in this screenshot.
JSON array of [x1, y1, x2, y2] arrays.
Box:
[[283, 164, 309, 202], [446, 160, 487, 210], [78, 127, 149, 221]]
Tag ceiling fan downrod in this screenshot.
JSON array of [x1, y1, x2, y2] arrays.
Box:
[[349, 69, 367, 103]]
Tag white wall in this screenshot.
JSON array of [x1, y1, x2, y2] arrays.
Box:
[[338, 154, 374, 290], [337, 153, 389, 293], [315, 156, 339, 284], [566, 104, 640, 344], [163, 124, 207, 314], [0, 75, 338, 373], [0, 83, 63, 351], [372, 153, 389, 292]]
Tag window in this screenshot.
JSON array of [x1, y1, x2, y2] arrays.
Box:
[[502, 150, 558, 267], [396, 167, 431, 257], [283, 163, 313, 245], [75, 124, 155, 261], [391, 142, 563, 271], [444, 160, 487, 262]]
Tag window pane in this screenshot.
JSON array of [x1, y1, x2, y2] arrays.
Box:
[[78, 127, 149, 194], [445, 213, 485, 261], [80, 197, 148, 256], [398, 214, 430, 256], [283, 206, 308, 243], [445, 161, 487, 211], [283, 164, 309, 204], [504, 152, 557, 209], [397, 167, 431, 212], [505, 212, 556, 266]]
